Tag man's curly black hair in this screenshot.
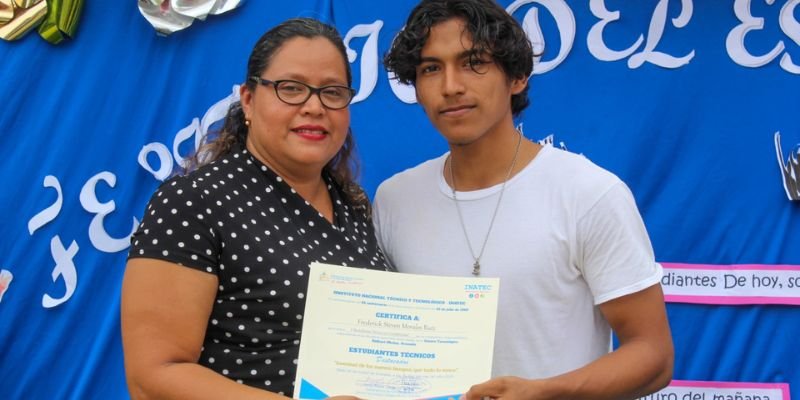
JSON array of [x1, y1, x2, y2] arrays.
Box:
[[384, 0, 534, 117]]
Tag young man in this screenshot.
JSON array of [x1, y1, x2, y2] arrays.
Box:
[[374, 0, 674, 399]]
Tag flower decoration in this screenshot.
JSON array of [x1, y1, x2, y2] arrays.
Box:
[[138, 0, 243, 36], [0, 0, 84, 44]]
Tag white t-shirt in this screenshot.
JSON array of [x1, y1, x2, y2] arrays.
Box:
[[373, 144, 662, 379]]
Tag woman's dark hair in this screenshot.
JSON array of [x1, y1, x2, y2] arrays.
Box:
[[186, 18, 368, 209], [384, 0, 534, 117]]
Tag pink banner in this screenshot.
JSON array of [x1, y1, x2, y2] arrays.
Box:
[[660, 263, 800, 305]]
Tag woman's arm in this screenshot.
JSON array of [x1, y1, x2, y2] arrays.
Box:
[[121, 258, 290, 400]]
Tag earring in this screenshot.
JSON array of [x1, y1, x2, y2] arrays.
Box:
[[245, 119, 251, 127]]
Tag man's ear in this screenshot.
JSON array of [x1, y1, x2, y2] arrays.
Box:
[[510, 76, 528, 95]]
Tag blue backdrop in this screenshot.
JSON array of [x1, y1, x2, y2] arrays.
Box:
[[1, 1, 798, 399]]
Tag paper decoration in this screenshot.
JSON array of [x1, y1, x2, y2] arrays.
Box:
[[138, 0, 243, 36], [775, 132, 800, 201], [0, 0, 84, 44]]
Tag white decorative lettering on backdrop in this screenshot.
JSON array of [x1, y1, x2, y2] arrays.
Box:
[[334, 0, 799, 106], [138, 84, 241, 181], [80, 172, 139, 253], [22, 0, 800, 308], [27, 176, 79, 308], [41, 236, 79, 309], [28, 175, 63, 235], [727, 0, 800, 74], [27, 171, 138, 308], [508, 0, 576, 74], [588, 0, 695, 68], [345, 21, 383, 104], [343, 20, 419, 104]]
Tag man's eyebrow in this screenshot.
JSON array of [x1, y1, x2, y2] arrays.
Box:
[[418, 49, 487, 64], [418, 56, 441, 63]]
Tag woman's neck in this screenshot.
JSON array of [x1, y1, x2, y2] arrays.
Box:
[[246, 142, 335, 223]]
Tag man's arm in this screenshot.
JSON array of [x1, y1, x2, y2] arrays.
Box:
[[464, 283, 673, 400]]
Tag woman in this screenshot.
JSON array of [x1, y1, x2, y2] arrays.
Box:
[[121, 18, 391, 399]]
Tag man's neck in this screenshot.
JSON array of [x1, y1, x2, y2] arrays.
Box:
[[446, 127, 540, 191]]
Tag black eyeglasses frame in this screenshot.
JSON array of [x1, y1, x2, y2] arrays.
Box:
[[248, 76, 356, 110]]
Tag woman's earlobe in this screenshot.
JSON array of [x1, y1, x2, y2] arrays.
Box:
[[240, 85, 252, 104]]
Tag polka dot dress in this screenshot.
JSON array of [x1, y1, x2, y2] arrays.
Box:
[[128, 147, 391, 394]]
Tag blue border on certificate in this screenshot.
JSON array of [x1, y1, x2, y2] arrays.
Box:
[[299, 379, 329, 399]]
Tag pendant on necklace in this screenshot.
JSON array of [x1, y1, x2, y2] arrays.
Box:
[[472, 261, 480, 276]]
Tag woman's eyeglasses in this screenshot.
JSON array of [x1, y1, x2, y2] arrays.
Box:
[[249, 77, 356, 110]]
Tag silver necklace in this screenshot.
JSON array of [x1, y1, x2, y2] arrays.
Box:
[[448, 131, 523, 276]]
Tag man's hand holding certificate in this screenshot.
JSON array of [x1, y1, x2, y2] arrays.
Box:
[[294, 263, 500, 400]]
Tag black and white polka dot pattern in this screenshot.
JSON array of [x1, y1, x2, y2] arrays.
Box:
[[129, 147, 391, 392]]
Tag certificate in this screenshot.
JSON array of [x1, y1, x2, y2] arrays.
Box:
[[293, 262, 500, 400]]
